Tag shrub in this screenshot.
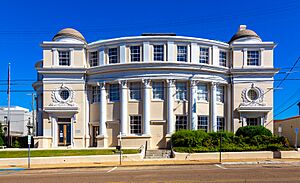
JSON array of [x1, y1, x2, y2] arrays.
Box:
[[235, 126, 272, 138], [0, 136, 4, 146], [12, 139, 21, 148], [171, 130, 208, 147]]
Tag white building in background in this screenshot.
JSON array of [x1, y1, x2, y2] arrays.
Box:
[[33, 25, 278, 149], [0, 106, 32, 137]]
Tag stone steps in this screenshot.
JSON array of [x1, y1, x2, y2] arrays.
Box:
[[144, 149, 172, 159]]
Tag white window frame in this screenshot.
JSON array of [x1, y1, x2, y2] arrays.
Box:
[[176, 82, 187, 101], [129, 82, 141, 100], [91, 86, 100, 103], [89, 51, 99, 67], [197, 84, 208, 101], [130, 115, 142, 135], [152, 81, 164, 100], [198, 115, 208, 132], [216, 86, 224, 103], [130, 45, 141, 62], [247, 50, 260, 66], [175, 115, 188, 131], [58, 50, 70, 66], [199, 47, 209, 64], [109, 84, 119, 102], [219, 50, 227, 67], [217, 116, 225, 131], [108, 47, 118, 64], [177, 45, 187, 62], [153, 45, 164, 61], [246, 118, 259, 126]]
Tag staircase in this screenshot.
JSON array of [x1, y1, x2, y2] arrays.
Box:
[[144, 149, 172, 159]]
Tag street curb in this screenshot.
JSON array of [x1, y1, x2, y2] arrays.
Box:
[[222, 161, 291, 165]]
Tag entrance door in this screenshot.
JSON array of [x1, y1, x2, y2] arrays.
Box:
[[92, 126, 99, 147], [58, 123, 71, 146]]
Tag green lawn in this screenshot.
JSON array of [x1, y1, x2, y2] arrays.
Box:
[[0, 149, 140, 158]]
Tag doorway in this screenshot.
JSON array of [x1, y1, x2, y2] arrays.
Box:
[[57, 118, 71, 146], [92, 126, 99, 147]]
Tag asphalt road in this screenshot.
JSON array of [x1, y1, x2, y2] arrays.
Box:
[[1, 163, 300, 183]]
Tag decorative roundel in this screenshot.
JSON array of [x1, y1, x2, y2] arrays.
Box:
[[52, 85, 74, 103], [247, 89, 259, 101], [59, 89, 70, 100]]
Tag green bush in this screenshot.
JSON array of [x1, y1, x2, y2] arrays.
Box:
[[171, 130, 208, 147], [12, 139, 21, 148], [235, 126, 272, 138], [0, 136, 4, 146]]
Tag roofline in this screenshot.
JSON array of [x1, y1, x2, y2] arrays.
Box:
[[274, 115, 300, 122]]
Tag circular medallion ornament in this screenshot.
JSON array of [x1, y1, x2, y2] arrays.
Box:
[[51, 85, 75, 106]]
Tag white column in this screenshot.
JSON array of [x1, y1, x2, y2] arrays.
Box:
[[99, 47, 105, 65], [211, 82, 218, 132], [243, 48, 247, 67], [167, 42, 175, 61], [142, 79, 151, 135], [99, 82, 107, 136], [85, 87, 90, 147], [69, 48, 74, 66], [190, 80, 198, 130], [226, 85, 231, 132], [191, 43, 199, 64], [51, 116, 58, 147], [260, 48, 264, 66], [167, 79, 176, 134], [52, 48, 58, 66], [120, 44, 127, 63], [120, 80, 128, 135], [212, 46, 219, 66], [143, 42, 150, 62], [261, 116, 265, 126]]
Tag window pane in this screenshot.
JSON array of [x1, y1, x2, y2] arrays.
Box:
[[153, 45, 164, 61], [109, 84, 119, 101], [89, 51, 98, 67], [246, 118, 259, 126], [109, 48, 118, 64], [219, 51, 227, 67], [130, 116, 142, 134], [197, 84, 208, 101], [176, 115, 187, 131], [58, 51, 70, 66], [152, 82, 164, 99], [198, 116, 208, 132], [92, 86, 100, 103], [177, 46, 187, 62], [129, 82, 141, 100], [199, 47, 209, 64], [217, 86, 224, 103], [176, 82, 187, 100], [130, 46, 141, 62], [217, 117, 225, 131], [247, 51, 260, 66]]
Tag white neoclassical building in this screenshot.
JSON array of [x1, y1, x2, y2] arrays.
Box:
[[33, 25, 278, 149]]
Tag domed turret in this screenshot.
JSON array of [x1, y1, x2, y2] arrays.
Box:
[[52, 28, 86, 43], [229, 25, 261, 43]]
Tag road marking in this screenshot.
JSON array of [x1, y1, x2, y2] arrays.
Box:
[[215, 164, 227, 169], [107, 167, 117, 173]]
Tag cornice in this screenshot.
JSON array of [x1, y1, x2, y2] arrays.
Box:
[[230, 68, 279, 75], [41, 41, 86, 49], [37, 67, 86, 74]]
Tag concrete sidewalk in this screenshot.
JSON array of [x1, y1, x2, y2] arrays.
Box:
[[1, 158, 300, 170]]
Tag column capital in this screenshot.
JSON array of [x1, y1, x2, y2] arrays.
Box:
[[97, 82, 106, 89], [190, 80, 199, 87], [119, 80, 128, 88], [166, 79, 176, 86], [142, 79, 151, 88], [211, 82, 219, 87]]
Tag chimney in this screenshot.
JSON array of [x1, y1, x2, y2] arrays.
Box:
[[298, 102, 300, 115], [239, 25, 247, 31]]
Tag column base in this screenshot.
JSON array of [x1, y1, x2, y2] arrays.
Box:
[[118, 135, 151, 149], [96, 135, 108, 148], [165, 134, 172, 149]]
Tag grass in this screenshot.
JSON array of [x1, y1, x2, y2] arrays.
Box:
[[0, 149, 140, 158]]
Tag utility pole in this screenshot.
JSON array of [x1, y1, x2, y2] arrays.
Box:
[[31, 93, 35, 136], [7, 63, 11, 147]]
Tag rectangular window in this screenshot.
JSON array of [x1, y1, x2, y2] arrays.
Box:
[[109, 84, 119, 102], [198, 116, 208, 132], [129, 82, 141, 100], [89, 51, 98, 67], [130, 46, 141, 62], [197, 84, 208, 101], [108, 48, 118, 64], [217, 117, 225, 131], [246, 118, 259, 126], [153, 45, 164, 61], [199, 47, 209, 64], [176, 115, 188, 131], [247, 51, 260, 66], [130, 115, 142, 134], [177, 45, 187, 62], [176, 82, 187, 100], [58, 51, 70, 66], [152, 82, 164, 100], [219, 51, 227, 67], [91, 86, 100, 103], [217, 86, 224, 103]]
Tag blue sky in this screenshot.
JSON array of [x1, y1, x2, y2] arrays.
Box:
[[0, 0, 299, 120]]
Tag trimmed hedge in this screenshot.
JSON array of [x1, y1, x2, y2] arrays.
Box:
[[171, 126, 291, 153], [235, 126, 272, 138]]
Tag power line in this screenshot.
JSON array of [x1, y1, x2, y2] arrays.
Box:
[[275, 56, 300, 89]]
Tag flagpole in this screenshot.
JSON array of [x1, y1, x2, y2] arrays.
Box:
[[7, 63, 11, 147]]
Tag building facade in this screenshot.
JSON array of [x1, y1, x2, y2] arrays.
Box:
[[33, 25, 278, 149]]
